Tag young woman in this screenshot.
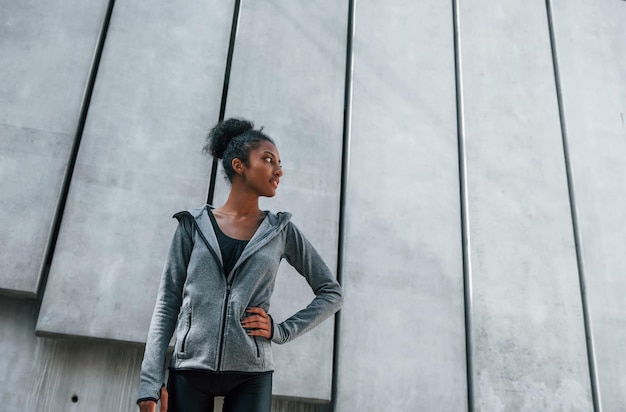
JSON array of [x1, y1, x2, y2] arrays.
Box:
[[137, 118, 343, 412]]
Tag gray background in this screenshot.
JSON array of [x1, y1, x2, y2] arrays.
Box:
[[1, 0, 625, 411]]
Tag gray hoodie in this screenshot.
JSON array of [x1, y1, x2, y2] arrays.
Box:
[[137, 205, 343, 402]]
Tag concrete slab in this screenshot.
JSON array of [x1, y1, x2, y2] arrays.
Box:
[[551, 1, 626, 410], [0, 0, 108, 296], [0, 296, 145, 412], [211, 0, 348, 400], [36, 0, 234, 342], [334, 1, 468, 410], [0, 297, 39, 410], [459, 2, 593, 410]]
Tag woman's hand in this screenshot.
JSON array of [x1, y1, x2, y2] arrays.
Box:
[[138, 400, 156, 412], [138, 386, 168, 412], [241, 307, 272, 339], [159, 386, 168, 412]]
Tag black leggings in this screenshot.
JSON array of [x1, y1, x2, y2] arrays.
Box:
[[166, 369, 272, 412]]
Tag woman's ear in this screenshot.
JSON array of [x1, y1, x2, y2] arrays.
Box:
[[232, 158, 245, 175]]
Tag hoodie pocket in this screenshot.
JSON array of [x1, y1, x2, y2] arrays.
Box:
[[180, 308, 192, 354], [253, 336, 260, 358]]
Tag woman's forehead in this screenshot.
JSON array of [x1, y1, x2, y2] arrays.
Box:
[[256, 140, 280, 156]]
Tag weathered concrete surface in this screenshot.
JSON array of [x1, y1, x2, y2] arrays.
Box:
[[27, 338, 144, 411], [0, 297, 39, 410], [0, 0, 108, 296], [0, 296, 145, 412], [334, 1, 467, 410], [212, 0, 348, 400], [459, 2, 593, 411], [551, 1, 626, 410], [36, 0, 234, 341]]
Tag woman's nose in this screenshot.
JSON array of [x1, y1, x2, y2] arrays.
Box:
[[274, 165, 283, 177]]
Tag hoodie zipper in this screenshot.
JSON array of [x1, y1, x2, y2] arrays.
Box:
[[215, 230, 280, 369], [217, 282, 232, 371]]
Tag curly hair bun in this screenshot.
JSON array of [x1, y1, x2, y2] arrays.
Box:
[[206, 118, 254, 159]]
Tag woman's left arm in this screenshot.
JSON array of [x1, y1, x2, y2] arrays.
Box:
[[271, 222, 343, 344]]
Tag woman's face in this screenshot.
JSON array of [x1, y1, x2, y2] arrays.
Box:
[[239, 140, 283, 197]]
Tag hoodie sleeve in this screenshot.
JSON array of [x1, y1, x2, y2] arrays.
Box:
[[272, 222, 343, 344], [137, 213, 194, 403]]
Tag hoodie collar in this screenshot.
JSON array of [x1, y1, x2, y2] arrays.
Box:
[[189, 205, 292, 280]]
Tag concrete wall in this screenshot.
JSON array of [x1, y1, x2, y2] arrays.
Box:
[[550, 1, 626, 410], [460, 2, 592, 410], [2, 1, 626, 411], [36, 0, 231, 343], [0, 0, 108, 296], [335, 1, 467, 410]]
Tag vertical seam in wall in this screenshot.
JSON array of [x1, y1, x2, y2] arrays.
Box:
[[36, 0, 117, 308], [545, 2, 601, 411], [331, 0, 355, 410], [452, 0, 474, 411], [207, 0, 242, 205]]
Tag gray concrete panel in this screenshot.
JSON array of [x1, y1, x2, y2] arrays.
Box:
[[0, 297, 39, 410], [0, 0, 108, 296], [459, 2, 593, 410], [0, 296, 144, 412], [212, 1, 348, 400], [551, 2, 626, 410], [27, 338, 144, 411], [334, 1, 467, 410], [36, 1, 235, 342]]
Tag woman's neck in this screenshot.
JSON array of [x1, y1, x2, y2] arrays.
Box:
[[218, 185, 261, 217]]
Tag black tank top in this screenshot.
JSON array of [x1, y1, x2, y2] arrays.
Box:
[[207, 209, 249, 276]]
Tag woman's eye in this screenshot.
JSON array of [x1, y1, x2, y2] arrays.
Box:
[[264, 157, 272, 163]]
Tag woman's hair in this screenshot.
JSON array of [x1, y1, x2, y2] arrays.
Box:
[[203, 118, 275, 182]]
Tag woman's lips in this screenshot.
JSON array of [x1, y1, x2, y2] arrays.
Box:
[[270, 179, 279, 188]]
